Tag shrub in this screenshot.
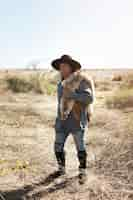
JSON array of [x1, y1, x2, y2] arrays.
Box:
[[120, 72, 133, 89], [106, 88, 133, 109], [5, 73, 56, 95], [95, 80, 111, 91], [6, 77, 33, 93], [112, 74, 122, 81]]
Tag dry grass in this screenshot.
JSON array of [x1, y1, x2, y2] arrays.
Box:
[[121, 72, 133, 89], [4, 72, 57, 95], [106, 71, 133, 109], [0, 69, 133, 200], [94, 80, 112, 91], [106, 88, 133, 109], [88, 109, 133, 200], [90, 136, 133, 200]]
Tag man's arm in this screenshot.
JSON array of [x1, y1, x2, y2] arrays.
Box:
[[67, 89, 93, 105], [66, 79, 95, 105], [54, 82, 62, 131], [56, 81, 62, 117]]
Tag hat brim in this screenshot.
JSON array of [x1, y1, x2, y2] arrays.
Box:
[[51, 58, 82, 71]]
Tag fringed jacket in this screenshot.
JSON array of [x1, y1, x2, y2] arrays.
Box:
[[54, 77, 95, 133]]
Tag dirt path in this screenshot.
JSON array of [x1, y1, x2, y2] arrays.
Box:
[[0, 90, 132, 200]]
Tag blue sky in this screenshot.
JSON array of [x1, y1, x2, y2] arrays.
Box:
[[0, 0, 133, 68]]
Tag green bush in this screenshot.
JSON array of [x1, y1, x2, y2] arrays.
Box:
[[6, 77, 33, 93]]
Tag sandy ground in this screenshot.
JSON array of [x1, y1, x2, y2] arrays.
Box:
[[0, 71, 132, 200]]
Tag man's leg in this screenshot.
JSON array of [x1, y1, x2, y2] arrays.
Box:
[[54, 130, 69, 175], [72, 128, 87, 183]]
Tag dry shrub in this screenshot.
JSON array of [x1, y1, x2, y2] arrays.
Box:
[[94, 80, 111, 91], [5, 73, 56, 95], [112, 74, 123, 81], [106, 88, 133, 109], [106, 71, 133, 109], [120, 72, 133, 89], [6, 76, 33, 93], [37, 72, 57, 95]]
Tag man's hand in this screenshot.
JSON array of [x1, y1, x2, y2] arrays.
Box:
[[65, 88, 93, 106]]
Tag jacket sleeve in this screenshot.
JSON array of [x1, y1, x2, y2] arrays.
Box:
[[54, 82, 62, 131], [66, 79, 95, 105], [56, 82, 61, 117]]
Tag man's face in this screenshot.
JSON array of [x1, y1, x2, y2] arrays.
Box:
[[59, 62, 72, 79]]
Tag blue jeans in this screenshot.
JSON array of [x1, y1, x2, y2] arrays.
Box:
[[54, 117, 86, 153], [54, 117, 87, 169]]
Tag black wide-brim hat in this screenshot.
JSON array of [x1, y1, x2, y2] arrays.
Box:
[[51, 55, 82, 71]]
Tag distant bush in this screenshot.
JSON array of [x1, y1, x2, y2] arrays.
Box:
[[120, 72, 133, 89], [6, 77, 33, 93], [106, 88, 133, 109], [31, 73, 56, 95], [112, 74, 122, 81], [5, 73, 56, 95], [94, 80, 112, 91], [29, 73, 43, 93], [106, 72, 133, 109]]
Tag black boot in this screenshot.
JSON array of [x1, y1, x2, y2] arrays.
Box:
[[55, 151, 66, 175], [78, 150, 87, 184]]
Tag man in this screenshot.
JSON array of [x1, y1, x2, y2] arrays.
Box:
[[51, 55, 95, 184]]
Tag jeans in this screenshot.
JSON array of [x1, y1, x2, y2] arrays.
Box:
[[54, 117, 87, 169], [54, 117, 86, 153]]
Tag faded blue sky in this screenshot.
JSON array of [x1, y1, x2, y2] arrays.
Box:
[[0, 0, 133, 68]]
